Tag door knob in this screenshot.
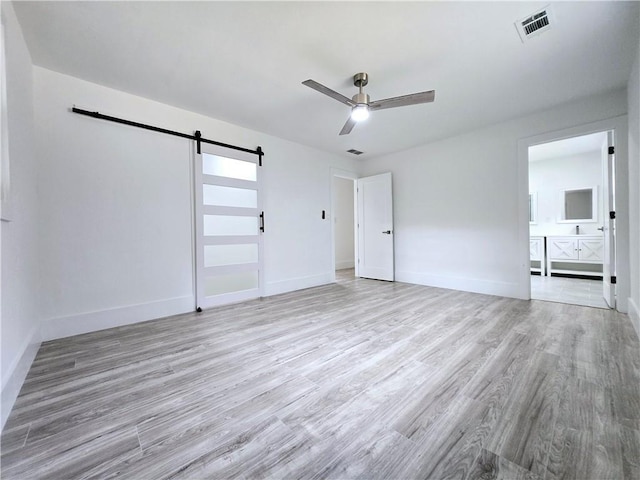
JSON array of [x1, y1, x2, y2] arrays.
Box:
[[382, 230, 392, 234], [597, 226, 605, 231]]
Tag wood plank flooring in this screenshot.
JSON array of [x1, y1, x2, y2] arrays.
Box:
[[2, 270, 639, 479]]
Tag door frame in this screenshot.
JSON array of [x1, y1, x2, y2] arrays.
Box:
[[330, 168, 358, 281], [602, 131, 616, 308], [517, 115, 630, 312]]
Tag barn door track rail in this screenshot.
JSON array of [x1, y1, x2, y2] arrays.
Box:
[[71, 107, 264, 165]]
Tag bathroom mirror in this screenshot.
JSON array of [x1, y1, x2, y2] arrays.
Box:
[[529, 192, 537, 224], [558, 186, 597, 223]]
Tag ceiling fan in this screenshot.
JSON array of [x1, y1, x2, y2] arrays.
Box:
[[302, 72, 435, 135]]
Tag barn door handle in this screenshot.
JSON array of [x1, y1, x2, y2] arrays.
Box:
[[382, 230, 392, 234], [260, 212, 265, 233]]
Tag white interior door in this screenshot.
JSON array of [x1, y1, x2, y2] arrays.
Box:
[[357, 172, 394, 281], [601, 131, 615, 308], [195, 144, 263, 310]]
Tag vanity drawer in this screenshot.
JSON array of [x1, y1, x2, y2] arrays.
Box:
[[530, 237, 544, 261], [577, 239, 603, 261], [529, 236, 545, 276], [548, 238, 579, 260]]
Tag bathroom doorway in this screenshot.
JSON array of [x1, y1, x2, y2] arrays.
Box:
[[528, 130, 615, 309]]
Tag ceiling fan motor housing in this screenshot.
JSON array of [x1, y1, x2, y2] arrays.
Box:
[[352, 92, 370, 105], [353, 73, 370, 106]]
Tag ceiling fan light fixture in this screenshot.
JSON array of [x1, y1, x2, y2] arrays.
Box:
[[302, 72, 435, 135], [351, 104, 370, 122]]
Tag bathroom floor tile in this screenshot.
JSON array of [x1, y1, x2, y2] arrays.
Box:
[[530, 275, 610, 309]]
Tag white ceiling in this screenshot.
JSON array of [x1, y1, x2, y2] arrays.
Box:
[[528, 131, 608, 162], [13, 1, 640, 159]]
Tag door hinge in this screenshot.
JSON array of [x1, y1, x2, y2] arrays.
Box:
[[611, 275, 617, 284], [358, 258, 360, 264], [608, 146, 615, 155], [609, 211, 616, 220]]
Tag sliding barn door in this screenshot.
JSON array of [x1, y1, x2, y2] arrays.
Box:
[[195, 144, 263, 310]]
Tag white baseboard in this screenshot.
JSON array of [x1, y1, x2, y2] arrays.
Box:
[[264, 273, 334, 297], [629, 297, 640, 341], [2, 326, 41, 431], [396, 270, 524, 299], [336, 260, 355, 270], [41, 295, 195, 341]]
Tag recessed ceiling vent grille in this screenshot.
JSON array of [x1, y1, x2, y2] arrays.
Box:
[[516, 6, 553, 42], [347, 149, 364, 155]]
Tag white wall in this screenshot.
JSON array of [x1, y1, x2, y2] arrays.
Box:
[[360, 89, 628, 301], [33, 67, 358, 340], [628, 33, 640, 336], [333, 176, 355, 270], [529, 151, 603, 237], [1, 1, 42, 429]]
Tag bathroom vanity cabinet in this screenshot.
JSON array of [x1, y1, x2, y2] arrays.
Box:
[[545, 235, 603, 277], [530, 236, 545, 276]]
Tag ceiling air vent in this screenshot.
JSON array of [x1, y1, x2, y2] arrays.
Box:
[[515, 6, 553, 42], [347, 149, 364, 155]]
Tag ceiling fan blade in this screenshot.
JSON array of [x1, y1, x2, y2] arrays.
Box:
[[302, 79, 355, 107], [369, 90, 435, 111], [339, 116, 357, 136]]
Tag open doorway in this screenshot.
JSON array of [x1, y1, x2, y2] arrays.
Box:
[[332, 174, 357, 278], [528, 131, 615, 309], [331, 171, 395, 283]]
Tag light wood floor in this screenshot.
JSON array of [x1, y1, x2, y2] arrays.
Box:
[[2, 270, 639, 479]]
